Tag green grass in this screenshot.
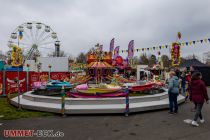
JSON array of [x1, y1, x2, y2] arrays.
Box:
[[0, 94, 53, 120]]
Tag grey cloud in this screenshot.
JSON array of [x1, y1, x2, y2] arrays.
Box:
[[0, 0, 210, 59]]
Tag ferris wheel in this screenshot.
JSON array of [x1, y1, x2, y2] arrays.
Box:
[[8, 22, 60, 60]]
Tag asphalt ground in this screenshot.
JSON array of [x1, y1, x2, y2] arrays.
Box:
[[1, 91, 210, 140]]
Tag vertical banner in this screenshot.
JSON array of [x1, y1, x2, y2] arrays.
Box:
[[171, 42, 181, 66], [113, 46, 120, 59], [128, 40, 134, 58], [109, 38, 115, 53], [6, 71, 27, 94]]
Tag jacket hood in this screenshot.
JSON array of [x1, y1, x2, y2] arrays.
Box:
[[172, 76, 178, 80], [191, 79, 203, 85]]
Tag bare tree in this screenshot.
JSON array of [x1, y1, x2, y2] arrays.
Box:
[[148, 54, 157, 67], [0, 51, 7, 60], [48, 50, 67, 57], [139, 54, 149, 65], [76, 52, 86, 63], [161, 55, 170, 68]]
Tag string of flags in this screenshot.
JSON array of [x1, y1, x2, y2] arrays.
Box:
[[118, 38, 210, 53]]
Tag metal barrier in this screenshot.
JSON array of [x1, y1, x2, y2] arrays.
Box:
[[61, 86, 66, 117]]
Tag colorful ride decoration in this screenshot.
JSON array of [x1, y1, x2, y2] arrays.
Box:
[[115, 56, 123, 66], [67, 91, 126, 98], [171, 42, 181, 66], [11, 45, 24, 67], [87, 51, 112, 64], [86, 43, 114, 83], [70, 63, 87, 72]]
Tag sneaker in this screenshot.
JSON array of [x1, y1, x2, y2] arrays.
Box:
[[191, 121, 199, 127], [200, 119, 205, 123], [168, 112, 174, 114]]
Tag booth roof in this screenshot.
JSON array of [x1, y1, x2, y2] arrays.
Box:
[[179, 58, 206, 68]]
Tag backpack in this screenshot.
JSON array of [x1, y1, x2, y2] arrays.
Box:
[[171, 78, 179, 94]]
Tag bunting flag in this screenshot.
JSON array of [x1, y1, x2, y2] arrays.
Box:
[[186, 42, 188, 46], [113, 46, 120, 59], [118, 37, 210, 53], [128, 40, 134, 58], [19, 31, 23, 40], [204, 38, 207, 43], [109, 38, 115, 53]]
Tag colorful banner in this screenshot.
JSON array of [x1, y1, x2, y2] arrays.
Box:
[[113, 46, 120, 59], [1, 71, 72, 94], [51, 72, 70, 81], [128, 40, 134, 58], [171, 42, 181, 66], [110, 38, 115, 53]]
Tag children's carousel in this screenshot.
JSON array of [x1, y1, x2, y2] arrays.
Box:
[[11, 41, 185, 115]]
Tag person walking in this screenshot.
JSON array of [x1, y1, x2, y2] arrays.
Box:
[[168, 71, 180, 114], [190, 72, 209, 127]]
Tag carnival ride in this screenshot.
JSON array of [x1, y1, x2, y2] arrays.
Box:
[[31, 42, 166, 98], [8, 22, 60, 62], [10, 36, 186, 114]]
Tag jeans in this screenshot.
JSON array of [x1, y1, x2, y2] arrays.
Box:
[[194, 103, 204, 121], [181, 86, 186, 96], [168, 93, 178, 113]]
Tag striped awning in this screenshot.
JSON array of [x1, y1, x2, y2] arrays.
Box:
[[87, 62, 113, 68]]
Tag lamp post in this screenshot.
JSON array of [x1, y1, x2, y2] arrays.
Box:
[[16, 26, 24, 111], [37, 62, 42, 82], [48, 64, 52, 81]]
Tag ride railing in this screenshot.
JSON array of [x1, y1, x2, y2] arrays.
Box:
[[61, 87, 130, 117]]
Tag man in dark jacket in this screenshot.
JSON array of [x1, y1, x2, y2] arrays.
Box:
[[190, 72, 209, 127]]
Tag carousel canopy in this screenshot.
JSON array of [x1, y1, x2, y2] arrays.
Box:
[[87, 61, 113, 68]]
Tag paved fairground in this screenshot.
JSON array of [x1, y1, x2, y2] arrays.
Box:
[[0, 90, 209, 140]]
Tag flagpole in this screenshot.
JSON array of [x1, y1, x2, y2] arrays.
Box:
[[17, 33, 21, 110]]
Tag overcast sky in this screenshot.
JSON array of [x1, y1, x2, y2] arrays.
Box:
[[1, 0, 210, 60]]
